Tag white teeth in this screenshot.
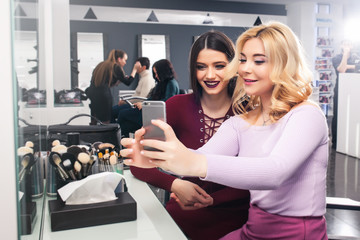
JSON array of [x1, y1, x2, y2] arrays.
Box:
[[205, 81, 219, 86]]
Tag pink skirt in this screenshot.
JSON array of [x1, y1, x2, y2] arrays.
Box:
[[220, 204, 327, 240]]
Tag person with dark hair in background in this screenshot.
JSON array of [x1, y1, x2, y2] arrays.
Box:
[[116, 59, 179, 137], [331, 40, 360, 149], [111, 57, 155, 123], [85, 49, 137, 124], [121, 22, 329, 239], [130, 30, 249, 240]]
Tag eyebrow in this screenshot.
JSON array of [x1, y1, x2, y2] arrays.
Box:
[[240, 53, 266, 57], [196, 61, 227, 64]]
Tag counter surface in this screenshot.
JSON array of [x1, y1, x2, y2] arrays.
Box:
[[41, 170, 187, 240]]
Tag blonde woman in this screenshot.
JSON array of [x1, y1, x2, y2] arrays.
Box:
[[121, 22, 328, 239]]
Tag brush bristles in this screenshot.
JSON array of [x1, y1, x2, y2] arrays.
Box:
[[25, 141, 34, 148], [52, 154, 62, 165], [74, 161, 82, 172], [98, 143, 115, 150], [17, 146, 34, 156], [78, 152, 90, 164], [21, 155, 30, 167], [52, 140, 60, 146], [109, 155, 118, 165], [51, 144, 67, 154], [63, 159, 72, 168]]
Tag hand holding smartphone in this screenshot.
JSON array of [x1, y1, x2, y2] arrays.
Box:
[[142, 101, 166, 151]]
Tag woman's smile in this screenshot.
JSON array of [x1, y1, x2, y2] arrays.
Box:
[[204, 80, 220, 88]]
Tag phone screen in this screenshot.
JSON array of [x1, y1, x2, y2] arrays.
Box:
[[142, 101, 166, 150]]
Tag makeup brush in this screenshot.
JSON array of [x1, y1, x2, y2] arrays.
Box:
[[18, 153, 35, 183], [78, 152, 90, 177], [98, 152, 104, 172], [86, 155, 96, 176], [52, 139, 60, 147], [92, 141, 102, 149], [25, 141, 34, 148], [49, 152, 69, 181], [61, 152, 77, 180], [67, 145, 83, 158], [62, 159, 77, 180], [51, 144, 67, 155], [109, 155, 118, 172], [17, 146, 34, 156], [74, 161, 82, 180], [98, 143, 115, 150]]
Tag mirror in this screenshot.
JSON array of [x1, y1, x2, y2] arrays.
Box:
[[13, 0, 46, 239], [71, 32, 104, 91], [11, 0, 360, 239]]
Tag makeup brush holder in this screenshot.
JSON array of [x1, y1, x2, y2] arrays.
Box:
[[31, 152, 45, 198], [92, 158, 125, 193], [45, 154, 58, 196], [19, 160, 37, 235]]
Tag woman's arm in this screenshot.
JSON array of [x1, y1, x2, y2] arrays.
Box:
[[210, 187, 249, 206], [201, 106, 328, 190], [130, 166, 177, 192], [114, 65, 134, 86]]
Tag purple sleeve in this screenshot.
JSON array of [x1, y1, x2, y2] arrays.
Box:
[[201, 106, 328, 190]]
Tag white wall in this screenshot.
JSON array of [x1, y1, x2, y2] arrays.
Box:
[[0, 0, 19, 239]]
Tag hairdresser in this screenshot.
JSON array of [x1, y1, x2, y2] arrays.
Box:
[[85, 49, 137, 124]]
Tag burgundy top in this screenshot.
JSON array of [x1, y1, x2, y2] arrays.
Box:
[[130, 93, 249, 240]]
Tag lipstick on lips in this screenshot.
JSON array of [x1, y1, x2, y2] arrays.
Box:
[[204, 80, 220, 88], [243, 78, 257, 85]]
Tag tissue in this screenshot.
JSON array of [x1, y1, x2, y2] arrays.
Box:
[[57, 172, 124, 205]]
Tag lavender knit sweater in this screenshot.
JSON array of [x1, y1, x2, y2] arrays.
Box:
[[200, 104, 329, 217]]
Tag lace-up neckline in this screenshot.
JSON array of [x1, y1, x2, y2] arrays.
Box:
[[202, 112, 229, 143]]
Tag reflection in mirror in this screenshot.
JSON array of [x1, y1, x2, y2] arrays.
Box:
[[138, 34, 170, 68], [13, 0, 45, 239], [14, 31, 38, 90], [74, 32, 104, 91]]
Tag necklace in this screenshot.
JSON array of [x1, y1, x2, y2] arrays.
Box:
[[261, 106, 271, 126]]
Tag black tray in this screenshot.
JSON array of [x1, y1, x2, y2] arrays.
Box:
[[49, 192, 136, 231]]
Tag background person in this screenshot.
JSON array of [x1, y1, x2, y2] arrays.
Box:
[[111, 57, 155, 123], [331, 40, 360, 149], [85, 49, 136, 124], [130, 30, 249, 240], [117, 59, 179, 137], [121, 22, 329, 239]]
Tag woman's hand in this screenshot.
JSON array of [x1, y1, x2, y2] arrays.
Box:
[[170, 179, 213, 210], [120, 120, 207, 178], [120, 128, 157, 169], [133, 102, 142, 110]]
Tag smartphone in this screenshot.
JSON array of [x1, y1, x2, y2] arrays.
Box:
[[142, 101, 166, 150]]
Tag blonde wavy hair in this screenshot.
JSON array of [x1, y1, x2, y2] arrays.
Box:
[[226, 21, 313, 122]]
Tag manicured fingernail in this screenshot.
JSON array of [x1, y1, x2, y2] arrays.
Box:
[[131, 139, 135, 143], [149, 160, 152, 163], [140, 140, 143, 144], [124, 159, 132, 164], [140, 151, 144, 155]]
